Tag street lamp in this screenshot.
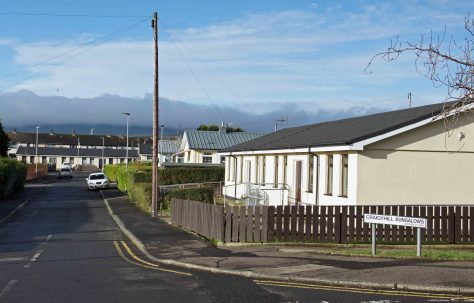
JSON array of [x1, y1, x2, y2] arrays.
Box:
[[100, 137, 105, 172], [35, 126, 39, 179], [122, 113, 130, 192]]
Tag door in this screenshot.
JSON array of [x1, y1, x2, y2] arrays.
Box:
[[295, 161, 302, 203]]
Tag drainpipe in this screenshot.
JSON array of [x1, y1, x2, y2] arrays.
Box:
[[308, 147, 319, 205], [230, 153, 238, 201]]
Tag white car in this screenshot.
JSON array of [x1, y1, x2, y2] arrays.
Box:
[[86, 173, 110, 190], [59, 167, 73, 179]]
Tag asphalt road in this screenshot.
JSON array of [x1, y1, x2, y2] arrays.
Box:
[[0, 173, 472, 303]]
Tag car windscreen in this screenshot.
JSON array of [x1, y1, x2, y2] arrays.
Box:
[[61, 169, 70, 172], [89, 174, 105, 180]]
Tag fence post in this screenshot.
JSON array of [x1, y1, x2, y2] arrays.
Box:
[[335, 210, 341, 244], [448, 207, 455, 244]]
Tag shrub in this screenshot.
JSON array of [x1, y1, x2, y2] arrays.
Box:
[[0, 158, 26, 199], [163, 187, 214, 209], [103, 163, 223, 211], [128, 182, 152, 213]]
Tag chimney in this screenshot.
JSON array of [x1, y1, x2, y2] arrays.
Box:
[[49, 129, 54, 136], [219, 121, 227, 134]]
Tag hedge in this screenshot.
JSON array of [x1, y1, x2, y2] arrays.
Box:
[[0, 158, 26, 199], [103, 163, 223, 212], [163, 187, 214, 209]]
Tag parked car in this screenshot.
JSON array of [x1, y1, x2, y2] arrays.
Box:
[[86, 173, 109, 190], [59, 167, 73, 179], [62, 162, 73, 170]]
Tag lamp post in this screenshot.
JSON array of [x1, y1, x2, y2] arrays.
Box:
[[122, 113, 130, 192], [100, 137, 105, 172], [35, 126, 39, 179]]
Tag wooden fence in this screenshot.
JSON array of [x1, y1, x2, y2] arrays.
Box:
[[170, 199, 474, 244]]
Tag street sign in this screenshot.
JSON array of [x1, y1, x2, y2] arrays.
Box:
[[364, 213, 426, 257], [364, 214, 427, 228]]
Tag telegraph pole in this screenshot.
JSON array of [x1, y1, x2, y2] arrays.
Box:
[[151, 12, 159, 218]]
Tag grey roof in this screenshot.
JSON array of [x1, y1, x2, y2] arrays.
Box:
[[8, 132, 142, 147], [185, 130, 264, 150], [224, 102, 450, 152], [16, 146, 138, 158], [139, 140, 180, 155]]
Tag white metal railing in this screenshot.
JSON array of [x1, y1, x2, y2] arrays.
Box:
[[223, 182, 290, 207]]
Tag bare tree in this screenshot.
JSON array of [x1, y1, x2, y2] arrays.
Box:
[[366, 15, 474, 124]]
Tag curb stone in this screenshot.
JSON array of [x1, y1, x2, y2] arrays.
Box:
[[100, 191, 474, 296]]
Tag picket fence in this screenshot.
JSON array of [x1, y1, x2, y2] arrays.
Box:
[[170, 199, 474, 244]]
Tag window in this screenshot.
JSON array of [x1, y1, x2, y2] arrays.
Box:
[[244, 160, 251, 183], [21, 156, 26, 163], [48, 157, 56, 164], [261, 156, 266, 184], [61, 157, 66, 163], [82, 157, 87, 165], [30, 156, 34, 164], [109, 158, 114, 164], [70, 157, 75, 164], [283, 156, 288, 185], [203, 153, 212, 163], [307, 155, 314, 192], [326, 155, 333, 195], [340, 154, 349, 197], [42, 156, 47, 164], [273, 156, 279, 188], [90, 157, 94, 164], [120, 158, 125, 163]]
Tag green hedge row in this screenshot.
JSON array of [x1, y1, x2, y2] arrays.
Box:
[[0, 158, 26, 199], [104, 164, 224, 186], [103, 163, 223, 212], [163, 187, 214, 208]]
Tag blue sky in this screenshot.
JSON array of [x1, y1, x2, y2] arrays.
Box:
[[0, 0, 473, 130]]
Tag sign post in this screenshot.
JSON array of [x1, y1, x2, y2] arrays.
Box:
[[364, 214, 427, 257]]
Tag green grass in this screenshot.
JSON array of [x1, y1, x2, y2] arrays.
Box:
[[326, 246, 474, 260]]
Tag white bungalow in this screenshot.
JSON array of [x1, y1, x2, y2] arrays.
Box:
[[221, 102, 474, 206]]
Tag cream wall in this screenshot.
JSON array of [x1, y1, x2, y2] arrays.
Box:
[[358, 114, 474, 205]]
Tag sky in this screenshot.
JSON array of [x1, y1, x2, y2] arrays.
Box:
[[0, 0, 473, 132]]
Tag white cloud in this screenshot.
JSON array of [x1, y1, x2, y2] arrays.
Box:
[[1, 2, 470, 110]]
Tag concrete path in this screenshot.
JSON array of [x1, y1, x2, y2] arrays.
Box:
[[102, 189, 474, 295]]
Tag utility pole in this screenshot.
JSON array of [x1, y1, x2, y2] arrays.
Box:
[[151, 12, 159, 218]]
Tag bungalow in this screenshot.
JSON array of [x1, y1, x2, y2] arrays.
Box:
[[138, 140, 180, 164], [176, 127, 264, 164], [220, 102, 474, 206], [8, 130, 140, 170]]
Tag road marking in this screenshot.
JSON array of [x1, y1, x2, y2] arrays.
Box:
[[0, 196, 37, 224], [113, 241, 191, 276], [0, 280, 17, 299], [0, 257, 26, 262], [254, 280, 474, 300], [42, 234, 52, 245], [30, 250, 43, 262]]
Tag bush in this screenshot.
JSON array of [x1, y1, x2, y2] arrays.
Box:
[[103, 163, 223, 212], [0, 158, 26, 199], [128, 182, 152, 213], [163, 187, 214, 209]]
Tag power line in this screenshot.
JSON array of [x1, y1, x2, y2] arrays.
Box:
[[160, 23, 227, 122], [0, 12, 149, 18], [158, 17, 256, 116], [0, 17, 150, 93]]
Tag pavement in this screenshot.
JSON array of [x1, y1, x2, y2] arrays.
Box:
[[101, 189, 474, 296]]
